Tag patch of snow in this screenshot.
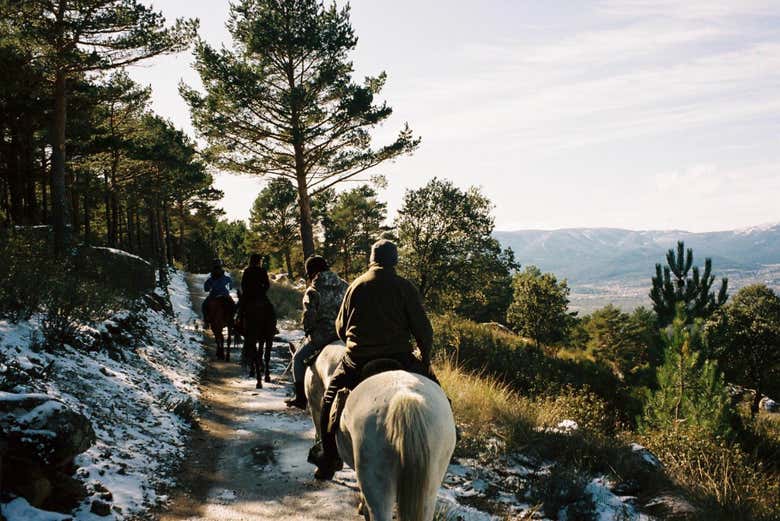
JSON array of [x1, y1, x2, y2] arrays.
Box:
[[537, 419, 579, 434], [87, 246, 150, 265], [1, 497, 72, 521], [571, 477, 655, 521]]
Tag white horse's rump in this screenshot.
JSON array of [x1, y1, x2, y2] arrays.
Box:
[[305, 343, 456, 521]]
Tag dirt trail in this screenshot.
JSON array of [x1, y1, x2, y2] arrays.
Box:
[[158, 274, 362, 521]]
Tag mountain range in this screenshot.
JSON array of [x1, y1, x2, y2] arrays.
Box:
[[494, 223, 780, 312]]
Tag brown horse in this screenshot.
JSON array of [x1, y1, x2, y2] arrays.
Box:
[[206, 296, 235, 361], [240, 297, 276, 389]]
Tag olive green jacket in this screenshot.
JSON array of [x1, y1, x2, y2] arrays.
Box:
[[335, 265, 433, 362]]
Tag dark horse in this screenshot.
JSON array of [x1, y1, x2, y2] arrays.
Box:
[[240, 297, 276, 389], [207, 296, 235, 361]]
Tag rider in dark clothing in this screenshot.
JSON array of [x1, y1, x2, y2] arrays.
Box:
[[240, 254, 271, 299], [238, 254, 276, 379], [309, 239, 439, 480]]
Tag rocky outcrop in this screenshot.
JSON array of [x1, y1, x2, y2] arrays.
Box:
[[0, 392, 95, 511]]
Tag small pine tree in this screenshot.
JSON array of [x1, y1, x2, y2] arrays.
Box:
[[641, 305, 732, 438], [649, 241, 728, 326]]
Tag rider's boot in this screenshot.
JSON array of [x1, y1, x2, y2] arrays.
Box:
[[309, 434, 343, 480], [285, 381, 307, 409]]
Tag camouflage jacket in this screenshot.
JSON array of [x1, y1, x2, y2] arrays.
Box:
[[302, 270, 348, 343]]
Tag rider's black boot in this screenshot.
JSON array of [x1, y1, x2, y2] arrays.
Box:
[[308, 436, 343, 480], [285, 381, 307, 409]]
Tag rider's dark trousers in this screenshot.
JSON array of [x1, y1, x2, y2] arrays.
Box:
[[319, 352, 440, 459]]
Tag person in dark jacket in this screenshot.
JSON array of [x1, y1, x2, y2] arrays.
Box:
[[285, 256, 348, 409], [202, 259, 234, 327], [309, 239, 439, 480], [241, 253, 270, 299], [238, 253, 277, 382]]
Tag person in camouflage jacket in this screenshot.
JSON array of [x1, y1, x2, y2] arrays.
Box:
[[285, 256, 348, 409]]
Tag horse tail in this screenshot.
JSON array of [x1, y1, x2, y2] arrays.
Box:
[[386, 389, 430, 521]]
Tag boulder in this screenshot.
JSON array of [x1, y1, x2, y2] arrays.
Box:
[[645, 494, 698, 520], [760, 396, 778, 413], [622, 443, 662, 473], [0, 392, 94, 509], [90, 498, 112, 517], [0, 393, 95, 467]]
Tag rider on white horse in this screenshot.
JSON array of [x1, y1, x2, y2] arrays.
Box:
[[309, 239, 441, 480]]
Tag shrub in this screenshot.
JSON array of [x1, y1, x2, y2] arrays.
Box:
[[39, 260, 120, 349], [0, 234, 56, 321], [431, 313, 629, 414], [639, 426, 780, 520]]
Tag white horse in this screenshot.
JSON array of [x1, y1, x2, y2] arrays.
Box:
[[305, 343, 456, 521]]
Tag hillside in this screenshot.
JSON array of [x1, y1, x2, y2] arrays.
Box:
[[495, 223, 780, 312]]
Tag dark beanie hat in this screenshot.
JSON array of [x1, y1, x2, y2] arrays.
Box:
[[370, 239, 398, 267], [305, 255, 329, 278]]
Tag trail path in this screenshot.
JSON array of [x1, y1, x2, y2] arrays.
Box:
[[158, 274, 362, 521]]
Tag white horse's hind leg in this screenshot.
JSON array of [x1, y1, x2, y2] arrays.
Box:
[[356, 455, 396, 521]]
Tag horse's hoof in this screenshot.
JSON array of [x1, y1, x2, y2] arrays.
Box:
[[256, 381, 262, 389], [264, 373, 271, 383]]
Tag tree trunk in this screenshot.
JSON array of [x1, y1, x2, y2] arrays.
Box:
[[294, 169, 315, 261], [52, 67, 68, 253], [125, 205, 134, 252], [178, 201, 185, 260], [83, 192, 90, 244], [40, 148, 48, 224], [163, 202, 173, 265], [22, 118, 37, 224], [104, 172, 111, 244], [284, 248, 293, 278]]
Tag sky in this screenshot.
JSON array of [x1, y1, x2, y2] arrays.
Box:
[[128, 0, 780, 232]]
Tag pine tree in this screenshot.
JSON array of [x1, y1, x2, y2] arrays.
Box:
[[641, 305, 732, 437], [650, 241, 728, 326], [181, 0, 418, 259]]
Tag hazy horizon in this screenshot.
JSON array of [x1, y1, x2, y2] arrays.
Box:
[[128, 0, 780, 233]]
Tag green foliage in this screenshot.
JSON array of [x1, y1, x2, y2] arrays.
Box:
[[182, 0, 418, 258], [396, 178, 517, 322], [581, 305, 661, 387], [2, 0, 197, 251], [506, 266, 571, 347], [641, 306, 732, 438], [320, 185, 388, 279], [650, 241, 728, 326], [431, 314, 628, 413], [208, 220, 251, 270], [249, 178, 300, 276], [705, 284, 780, 415]]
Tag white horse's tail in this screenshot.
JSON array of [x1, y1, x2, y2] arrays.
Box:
[[386, 389, 430, 521]]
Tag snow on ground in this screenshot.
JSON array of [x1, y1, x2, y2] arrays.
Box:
[[0, 270, 205, 520]]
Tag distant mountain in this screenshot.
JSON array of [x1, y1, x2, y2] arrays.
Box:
[[494, 223, 780, 312]]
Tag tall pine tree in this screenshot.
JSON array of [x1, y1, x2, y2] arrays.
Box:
[[181, 0, 418, 259]]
